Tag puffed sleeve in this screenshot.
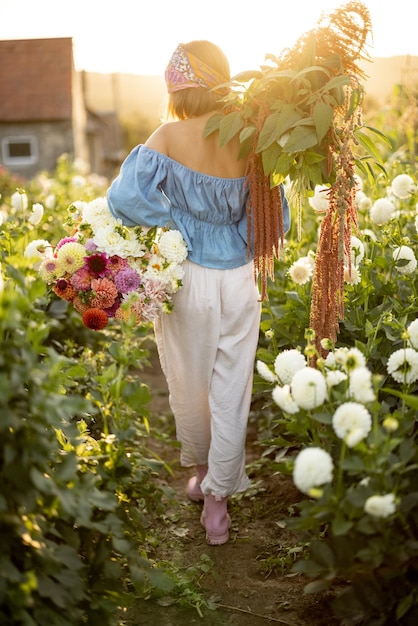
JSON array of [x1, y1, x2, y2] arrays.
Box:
[[107, 145, 175, 228]]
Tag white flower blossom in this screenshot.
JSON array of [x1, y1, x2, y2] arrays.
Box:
[[349, 367, 376, 403], [93, 224, 144, 258], [288, 258, 313, 285], [272, 384, 300, 414], [158, 229, 188, 263], [69, 200, 86, 220], [24, 239, 54, 260], [274, 349, 307, 385], [45, 194, 56, 209], [291, 367, 327, 410], [332, 402, 372, 447], [28, 202, 44, 225], [11, 190, 28, 211], [309, 185, 330, 212], [364, 493, 396, 518], [356, 189, 372, 211], [361, 228, 377, 241], [387, 348, 418, 384], [349, 236, 365, 267], [320, 337, 334, 351], [293, 447, 334, 495], [81, 197, 114, 229], [157, 262, 185, 293], [370, 198, 395, 225], [344, 264, 361, 285], [391, 174, 415, 199], [406, 319, 418, 350], [256, 361, 277, 383], [392, 246, 417, 275], [344, 347, 367, 371], [71, 175, 87, 188], [326, 347, 365, 371], [325, 370, 347, 389]]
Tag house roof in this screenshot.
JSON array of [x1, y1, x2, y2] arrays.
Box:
[[0, 38, 74, 122]]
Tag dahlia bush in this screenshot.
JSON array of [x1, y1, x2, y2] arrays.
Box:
[[256, 166, 418, 624], [0, 159, 190, 624]]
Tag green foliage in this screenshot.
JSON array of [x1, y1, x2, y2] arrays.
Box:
[[0, 158, 187, 624], [256, 164, 418, 624], [205, 2, 385, 204]]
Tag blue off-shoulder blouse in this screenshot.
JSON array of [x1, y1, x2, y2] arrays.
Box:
[[107, 145, 290, 270]]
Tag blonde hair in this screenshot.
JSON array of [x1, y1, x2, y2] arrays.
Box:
[[165, 40, 230, 121]]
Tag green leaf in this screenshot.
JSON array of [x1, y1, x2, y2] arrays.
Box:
[[239, 125, 256, 143], [313, 102, 334, 143], [122, 382, 151, 409], [218, 111, 244, 146], [311, 412, 332, 425], [256, 112, 281, 151], [292, 559, 323, 575], [381, 388, 418, 410], [321, 74, 351, 92], [271, 155, 295, 185], [361, 124, 392, 147], [354, 129, 385, 163], [309, 540, 336, 568], [332, 516, 353, 536], [344, 88, 363, 119], [292, 65, 332, 81], [261, 143, 283, 177], [304, 579, 332, 594], [303, 151, 326, 165], [397, 592, 414, 620], [203, 113, 223, 138], [283, 126, 318, 153], [300, 160, 325, 186]]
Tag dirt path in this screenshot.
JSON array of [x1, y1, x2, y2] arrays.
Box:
[[127, 344, 340, 626]]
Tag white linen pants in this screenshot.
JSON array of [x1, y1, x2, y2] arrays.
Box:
[[154, 260, 261, 497]]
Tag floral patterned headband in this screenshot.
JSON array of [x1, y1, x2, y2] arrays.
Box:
[[165, 44, 228, 94]]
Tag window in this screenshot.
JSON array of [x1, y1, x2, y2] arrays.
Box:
[[2, 135, 38, 166]]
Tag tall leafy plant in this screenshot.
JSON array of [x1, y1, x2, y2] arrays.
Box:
[[206, 1, 388, 352]]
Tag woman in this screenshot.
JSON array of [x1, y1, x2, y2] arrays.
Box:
[[107, 40, 290, 545]]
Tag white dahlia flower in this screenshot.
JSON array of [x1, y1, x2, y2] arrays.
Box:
[[370, 198, 395, 225], [387, 348, 418, 384], [364, 493, 396, 518], [274, 349, 307, 385], [392, 246, 417, 275], [291, 367, 327, 410], [272, 384, 300, 414], [293, 447, 334, 495], [391, 174, 415, 199], [332, 402, 372, 447]]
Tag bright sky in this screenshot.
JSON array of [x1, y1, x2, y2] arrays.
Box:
[[1, 0, 417, 76]]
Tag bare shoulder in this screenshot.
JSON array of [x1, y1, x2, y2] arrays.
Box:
[[145, 123, 173, 154], [145, 116, 247, 178]]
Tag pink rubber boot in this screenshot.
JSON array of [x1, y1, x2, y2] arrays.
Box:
[[200, 495, 231, 545], [186, 464, 208, 502]]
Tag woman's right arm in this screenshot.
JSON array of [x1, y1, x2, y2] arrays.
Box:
[[106, 145, 174, 229]]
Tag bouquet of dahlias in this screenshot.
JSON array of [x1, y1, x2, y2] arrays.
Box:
[[29, 197, 188, 330]]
